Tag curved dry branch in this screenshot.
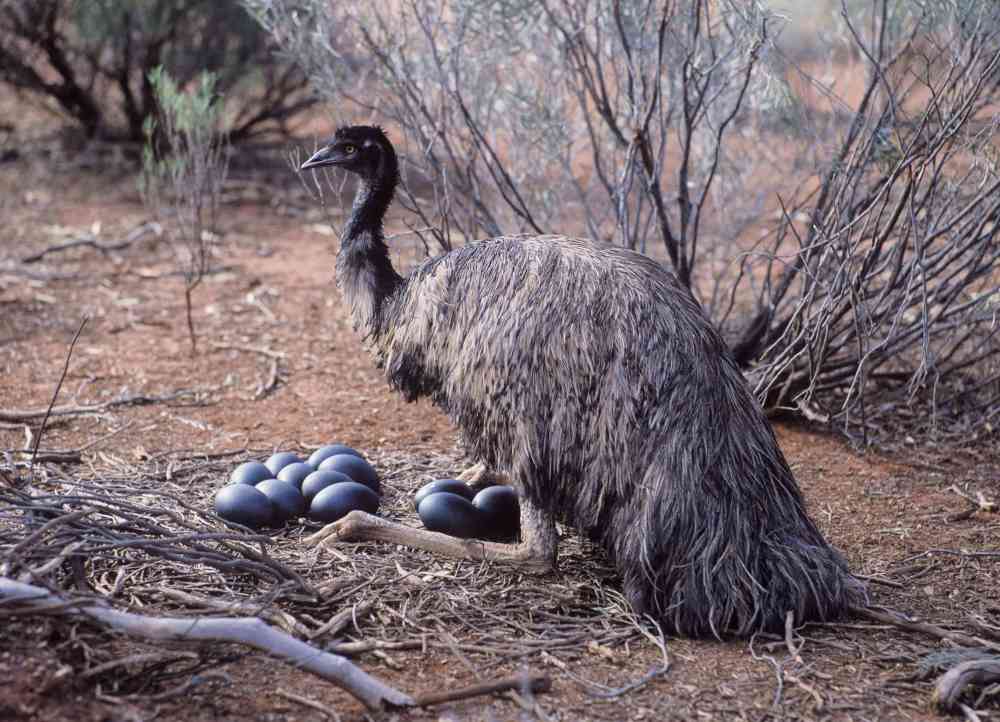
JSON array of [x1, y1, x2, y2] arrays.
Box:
[[934, 657, 1000, 713], [0, 578, 414, 711]]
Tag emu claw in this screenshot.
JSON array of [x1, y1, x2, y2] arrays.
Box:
[[456, 462, 511, 493], [456, 462, 488, 483]]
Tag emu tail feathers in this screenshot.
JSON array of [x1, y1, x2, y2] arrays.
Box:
[[613, 461, 866, 638]]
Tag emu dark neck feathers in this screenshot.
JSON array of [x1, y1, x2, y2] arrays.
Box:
[[337, 151, 403, 333]]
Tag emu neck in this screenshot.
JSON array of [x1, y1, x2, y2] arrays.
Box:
[[337, 174, 403, 335]]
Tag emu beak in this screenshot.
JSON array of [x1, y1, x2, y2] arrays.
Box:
[[300, 146, 336, 171]]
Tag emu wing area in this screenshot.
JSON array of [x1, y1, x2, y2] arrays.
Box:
[[380, 235, 745, 527]]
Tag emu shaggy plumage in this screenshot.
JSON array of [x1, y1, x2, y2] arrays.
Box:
[[301, 125, 863, 638]]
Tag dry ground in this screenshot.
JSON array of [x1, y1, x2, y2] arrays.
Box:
[[1, 118, 998, 722]]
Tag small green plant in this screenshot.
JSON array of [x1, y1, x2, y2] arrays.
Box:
[[141, 67, 229, 355]]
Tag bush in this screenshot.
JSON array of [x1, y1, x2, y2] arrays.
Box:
[[252, 0, 1000, 448], [0, 0, 313, 142], [140, 67, 229, 355]]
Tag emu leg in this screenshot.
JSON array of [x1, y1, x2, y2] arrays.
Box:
[[304, 498, 557, 573], [456, 462, 511, 493]]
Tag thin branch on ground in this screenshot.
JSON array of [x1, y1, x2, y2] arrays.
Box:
[[0, 389, 207, 423], [0, 578, 413, 710], [411, 672, 550, 707], [21, 222, 161, 264], [934, 658, 1000, 714], [852, 606, 1000, 654], [28, 316, 89, 471]]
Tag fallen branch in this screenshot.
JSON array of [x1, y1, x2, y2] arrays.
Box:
[[158, 588, 312, 638], [276, 688, 339, 720], [948, 485, 998, 521], [254, 357, 281, 399], [9, 421, 135, 465], [329, 639, 424, 657], [412, 672, 550, 707], [0, 390, 203, 422], [21, 222, 161, 264], [211, 342, 286, 360], [81, 650, 200, 679], [0, 577, 413, 711], [29, 317, 88, 469], [852, 606, 1000, 653], [309, 600, 374, 640], [934, 657, 1000, 713]]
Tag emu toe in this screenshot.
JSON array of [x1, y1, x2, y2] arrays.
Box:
[[456, 462, 511, 493]]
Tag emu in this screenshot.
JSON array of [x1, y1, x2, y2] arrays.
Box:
[[301, 125, 863, 638]]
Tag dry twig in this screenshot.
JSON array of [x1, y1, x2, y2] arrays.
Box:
[[0, 389, 205, 423], [21, 222, 161, 264]]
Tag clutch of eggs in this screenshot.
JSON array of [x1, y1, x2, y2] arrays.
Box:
[[414, 479, 520, 542], [215, 444, 380, 529]]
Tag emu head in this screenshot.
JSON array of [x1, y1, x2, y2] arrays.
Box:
[[300, 125, 396, 184]]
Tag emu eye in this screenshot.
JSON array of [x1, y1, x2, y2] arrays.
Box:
[[343, 144, 357, 155]]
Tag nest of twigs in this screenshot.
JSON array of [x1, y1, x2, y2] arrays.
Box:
[[0, 447, 661, 710]]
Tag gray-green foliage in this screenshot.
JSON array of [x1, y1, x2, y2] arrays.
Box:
[[141, 67, 229, 355], [0, 0, 309, 141], [248, 0, 775, 262]]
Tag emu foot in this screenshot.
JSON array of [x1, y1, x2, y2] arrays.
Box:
[[456, 462, 511, 494], [304, 510, 556, 574]]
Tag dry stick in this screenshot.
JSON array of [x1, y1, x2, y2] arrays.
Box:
[[853, 573, 904, 589], [1, 389, 199, 423], [933, 658, 1000, 713], [157, 588, 311, 638], [329, 639, 424, 657], [29, 316, 89, 471], [276, 688, 339, 721], [412, 673, 551, 708], [309, 601, 374, 640], [80, 651, 200, 679], [21, 222, 160, 264], [210, 342, 286, 360], [214, 339, 286, 401], [139, 671, 232, 703], [255, 357, 281, 399], [12, 420, 136, 464], [949, 485, 997, 514], [5, 510, 90, 560], [0, 577, 412, 710], [852, 606, 1000, 653]]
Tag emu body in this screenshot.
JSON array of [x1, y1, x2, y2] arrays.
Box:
[[301, 126, 862, 637]]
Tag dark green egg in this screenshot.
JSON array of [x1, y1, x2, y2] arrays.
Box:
[[413, 479, 475, 511], [265, 451, 303, 476], [276, 462, 315, 490], [215, 484, 273, 529], [308, 481, 380, 523], [308, 444, 364, 468], [256, 479, 306, 524], [417, 492, 485, 539], [317, 454, 380, 495], [301, 469, 354, 503], [473, 485, 520, 542], [229, 461, 272, 486]]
